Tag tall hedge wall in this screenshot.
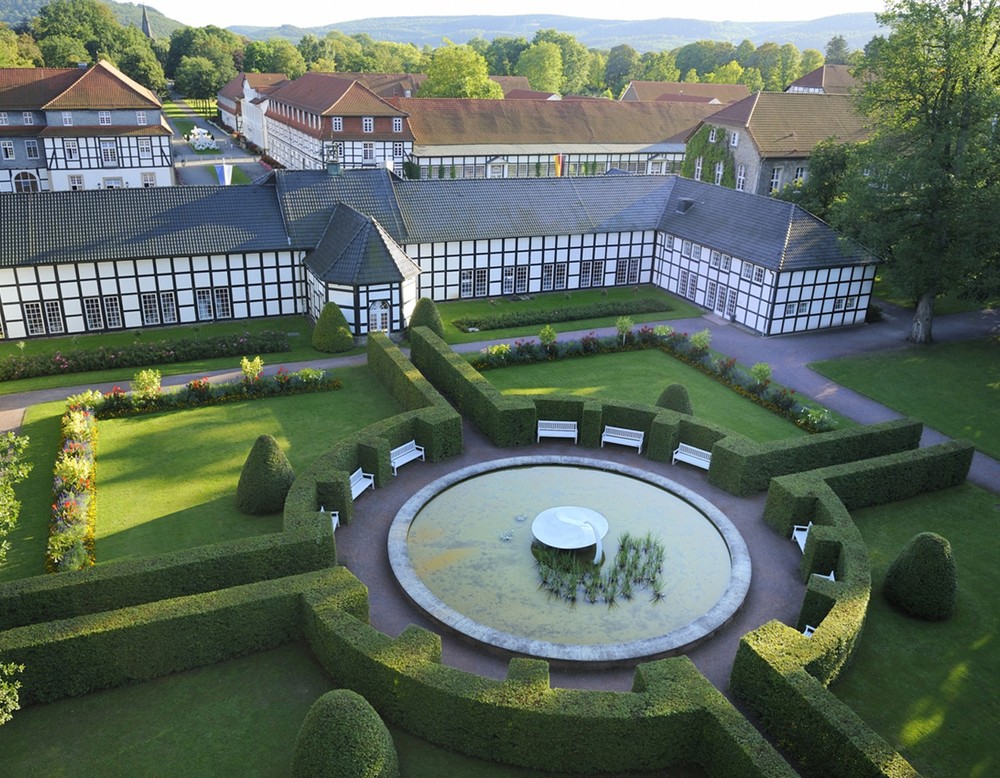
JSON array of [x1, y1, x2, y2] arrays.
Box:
[[0, 568, 363, 705], [0, 529, 335, 630], [409, 326, 535, 447], [710, 418, 924, 496], [301, 590, 794, 776]]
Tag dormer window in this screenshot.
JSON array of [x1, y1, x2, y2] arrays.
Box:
[[23, 112, 33, 125], [362, 116, 374, 133], [62, 112, 73, 126], [0, 112, 7, 126], [332, 116, 343, 132], [393, 117, 403, 132], [99, 111, 112, 125], [136, 111, 147, 125]]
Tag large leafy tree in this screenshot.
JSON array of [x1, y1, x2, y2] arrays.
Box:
[[514, 41, 562, 93], [637, 50, 680, 82], [483, 35, 528, 75], [532, 29, 590, 94], [420, 42, 502, 98], [844, 0, 1000, 342], [604, 43, 640, 96]]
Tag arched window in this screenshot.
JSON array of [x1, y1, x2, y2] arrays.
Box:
[[368, 300, 390, 333], [13, 171, 39, 193]]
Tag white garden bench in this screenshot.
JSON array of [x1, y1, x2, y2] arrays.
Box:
[[802, 624, 817, 638], [319, 505, 339, 533], [537, 420, 578, 443], [601, 425, 644, 453], [791, 521, 813, 553], [672, 442, 712, 470], [350, 467, 375, 499], [812, 570, 836, 582], [390, 439, 425, 475]]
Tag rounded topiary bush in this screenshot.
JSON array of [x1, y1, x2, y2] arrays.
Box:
[[235, 434, 295, 515], [408, 297, 444, 339], [656, 383, 693, 415], [883, 532, 957, 621], [291, 689, 399, 778], [312, 303, 355, 353]]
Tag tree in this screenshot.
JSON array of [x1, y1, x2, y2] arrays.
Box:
[[532, 29, 590, 95], [244, 38, 306, 79], [0, 432, 31, 726], [774, 138, 854, 221], [235, 434, 295, 515], [173, 55, 227, 112], [420, 42, 503, 98], [750, 42, 783, 91], [707, 60, 744, 84], [165, 25, 243, 78], [682, 68, 700, 83], [843, 0, 1000, 343], [32, 0, 121, 62], [604, 44, 641, 96], [739, 66, 764, 92], [37, 33, 87, 66], [116, 30, 167, 93], [638, 50, 680, 83], [515, 41, 562, 93], [675, 40, 736, 78], [825, 34, 852, 64], [0, 23, 32, 66], [800, 48, 825, 75], [484, 35, 528, 75], [778, 43, 803, 88]]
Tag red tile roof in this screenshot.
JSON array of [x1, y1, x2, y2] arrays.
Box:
[[622, 81, 750, 103], [393, 98, 721, 146], [45, 60, 160, 110], [705, 92, 869, 157], [0, 68, 86, 109], [267, 73, 407, 117]]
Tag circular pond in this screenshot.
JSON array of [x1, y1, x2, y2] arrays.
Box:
[[389, 456, 751, 663]]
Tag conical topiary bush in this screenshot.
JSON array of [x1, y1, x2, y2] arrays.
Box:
[[883, 532, 957, 621], [291, 689, 399, 778], [235, 434, 295, 515], [655, 383, 693, 415], [312, 302, 355, 353], [408, 297, 445, 339]]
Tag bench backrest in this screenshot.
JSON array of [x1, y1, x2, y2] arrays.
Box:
[[607, 426, 643, 439]]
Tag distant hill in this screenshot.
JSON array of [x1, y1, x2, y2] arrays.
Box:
[[0, 0, 185, 39], [229, 13, 884, 52]]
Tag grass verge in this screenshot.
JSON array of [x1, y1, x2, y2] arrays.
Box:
[[810, 338, 1000, 459], [832, 484, 999, 777], [437, 286, 702, 344], [484, 349, 813, 442]]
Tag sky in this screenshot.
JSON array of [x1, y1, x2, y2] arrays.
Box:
[[148, 1, 884, 31]]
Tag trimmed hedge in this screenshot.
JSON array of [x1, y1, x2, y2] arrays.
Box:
[[407, 297, 445, 339], [0, 568, 362, 705], [301, 592, 794, 776], [656, 383, 693, 415], [236, 434, 295, 515], [313, 303, 355, 353], [409, 326, 534, 447], [0, 529, 335, 630], [883, 532, 957, 621], [292, 689, 400, 778], [710, 418, 924, 496], [451, 297, 671, 332]]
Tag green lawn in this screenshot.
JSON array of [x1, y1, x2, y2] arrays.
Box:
[[485, 349, 811, 442], [810, 338, 1000, 459], [437, 286, 703, 344], [231, 166, 252, 185], [1, 366, 398, 579], [0, 316, 363, 396], [832, 484, 1000, 777]]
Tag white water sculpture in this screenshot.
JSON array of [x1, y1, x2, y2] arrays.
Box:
[[531, 506, 610, 564]]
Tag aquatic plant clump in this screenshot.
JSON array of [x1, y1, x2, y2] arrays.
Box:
[[534, 531, 665, 606]]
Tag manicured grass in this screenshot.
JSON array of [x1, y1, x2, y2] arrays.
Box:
[[1, 366, 398, 579], [95, 369, 399, 562], [437, 286, 703, 344], [231, 166, 252, 185], [832, 484, 1000, 777], [0, 642, 332, 776], [484, 349, 811, 442], [810, 338, 1000, 459], [0, 316, 362, 396]]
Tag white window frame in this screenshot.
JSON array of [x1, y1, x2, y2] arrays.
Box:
[[160, 291, 177, 323], [100, 140, 118, 166], [332, 116, 343, 132], [542, 264, 554, 291], [362, 142, 374, 162], [103, 296, 123, 328], [554, 263, 568, 290], [730, 131, 739, 147], [25, 140, 39, 160], [715, 284, 727, 313], [770, 168, 782, 193], [141, 292, 160, 325], [141, 172, 156, 187], [99, 111, 112, 126], [102, 177, 123, 189], [138, 138, 152, 158], [708, 127, 717, 143], [362, 116, 374, 133], [0, 141, 13, 160], [196, 289, 214, 320], [797, 301, 811, 315], [795, 166, 806, 183], [742, 263, 754, 280], [393, 141, 404, 158], [23, 302, 45, 335], [0, 112, 7, 126], [213, 288, 233, 318], [62, 112, 73, 126], [725, 288, 738, 317], [833, 297, 846, 311], [693, 156, 703, 181], [68, 174, 84, 191], [785, 302, 798, 316], [681, 240, 692, 257], [460, 269, 473, 298], [502, 267, 515, 295], [83, 297, 103, 330], [736, 164, 746, 191], [136, 110, 147, 126], [65, 140, 79, 161], [721, 255, 731, 271], [13, 172, 38, 193], [687, 272, 698, 299], [579, 260, 592, 288], [44, 300, 65, 334], [753, 266, 765, 284], [845, 296, 858, 308], [392, 117, 403, 132], [714, 161, 724, 185], [368, 300, 390, 332], [692, 245, 702, 261], [22, 112, 33, 125], [474, 268, 489, 297], [710, 250, 721, 268], [514, 265, 528, 294]]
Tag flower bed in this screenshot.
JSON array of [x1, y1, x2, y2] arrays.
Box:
[[0, 331, 290, 382], [47, 396, 99, 572], [469, 325, 837, 433]]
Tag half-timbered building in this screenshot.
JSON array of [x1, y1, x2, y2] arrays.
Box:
[[0, 60, 173, 193], [0, 169, 876, 340]]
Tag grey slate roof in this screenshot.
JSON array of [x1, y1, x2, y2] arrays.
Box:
[[0, 186, 290, 266], [306, 203, 420, 285], [661, 177, 873, 271]]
